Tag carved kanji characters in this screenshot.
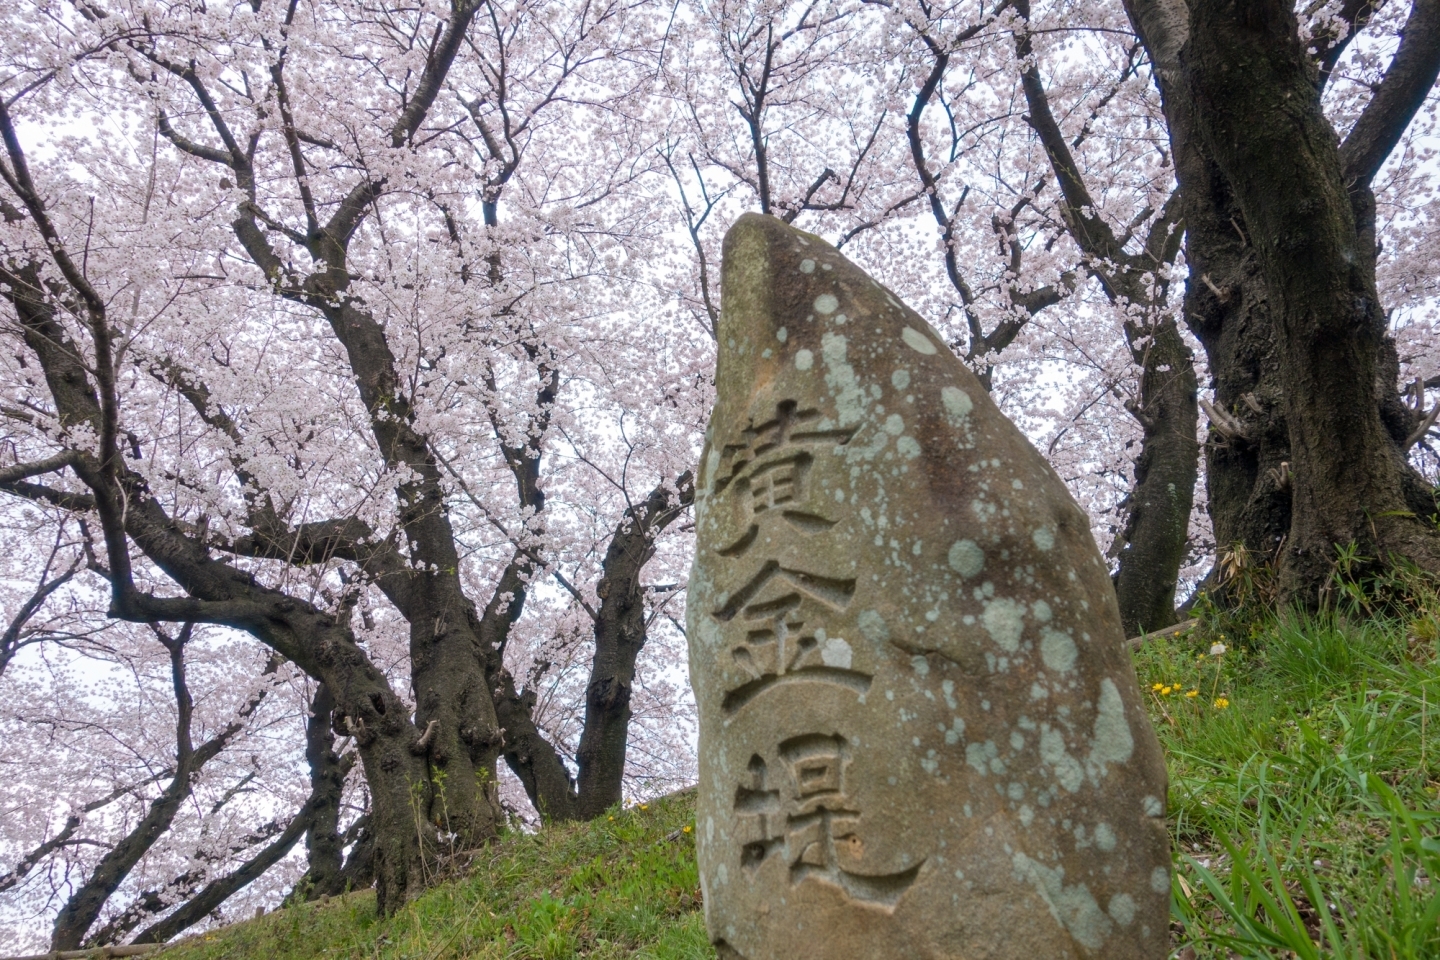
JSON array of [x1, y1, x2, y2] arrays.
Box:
[[732, 735, 921, 909]]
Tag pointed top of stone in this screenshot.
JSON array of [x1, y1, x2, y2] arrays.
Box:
[[688, 214, 1169, 959], [713, 212, 942, 424]]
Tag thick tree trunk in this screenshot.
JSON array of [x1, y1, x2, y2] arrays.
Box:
[[570, 573, 647, 820], [571, 475, 693, 819], [298, 683, 347, 897], [1123, 0, 1440, 603], [308, 291, 507, 861], [1179, 0, 1440, 596], [1113, 318, 1199, 633], [323, 658, 438, 912], [497, 475, 694, 822], [1013, 1, 1199, 633], [404, 592, 505, 844], [1165, 99, 1294, 569]]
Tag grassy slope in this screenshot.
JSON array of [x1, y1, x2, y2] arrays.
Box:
[[162, 790, 710, 960], [161, 610, 1438, 960], [1137, 610, 1440, 958]]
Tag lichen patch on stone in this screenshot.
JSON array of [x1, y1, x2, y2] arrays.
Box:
[[948, 539, 985, 578], [1088, 679, 1136, 774], [1012, 852, 1113, 951], [821, 636, 854, 668], [901, 326, 938, 355], [1040, 628, 1077, 674], [982, 598, 1025, 653], [941, 385, 973, 424]]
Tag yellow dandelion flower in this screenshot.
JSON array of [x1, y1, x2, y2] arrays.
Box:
[[683, 825, 693, 834], [608, 816, 615, 821], [1213, 697, 1229, 709], [640, 803, 649, 810], [1185, 689, 1199, 698], [1152, 683, 1165, 691]]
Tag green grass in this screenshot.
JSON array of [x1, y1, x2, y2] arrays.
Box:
[[160, 789, 710, 960], [1135, 609, 1440, 958], [157, 607, 1439, 960]]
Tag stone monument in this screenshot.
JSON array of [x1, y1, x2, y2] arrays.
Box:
[[686, 213, 1169, 959]]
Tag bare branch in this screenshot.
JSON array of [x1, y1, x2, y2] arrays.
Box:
[[1339, 0, 1440, 190]]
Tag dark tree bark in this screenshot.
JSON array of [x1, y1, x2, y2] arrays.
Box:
[[1182, 130, 1296, 578], [294, 683, 348, 898], [1123, 0, 1440, 600], [325, 819, 376, 896], [0, 0, 693, 919], [571, 474, 695, 819], [495, 474, 696, 821], [1013, 0, 1199, 634], [1121, 0, 1293, 579], [1111, 319, 1201, 630], [50, 625, 261, 950]]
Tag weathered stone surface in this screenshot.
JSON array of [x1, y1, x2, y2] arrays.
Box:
[[686, 214, 1169, 960]]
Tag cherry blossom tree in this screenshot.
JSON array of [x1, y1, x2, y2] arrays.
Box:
[[3, 0, 1439, 948], [657, 0, 924, 331], [0, 535, 336, 952], [1008, 0, 1197, 633], [1123, 0, 1440, 598], [866, 0, 1197, 634], [0, 0, 702, 927]]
